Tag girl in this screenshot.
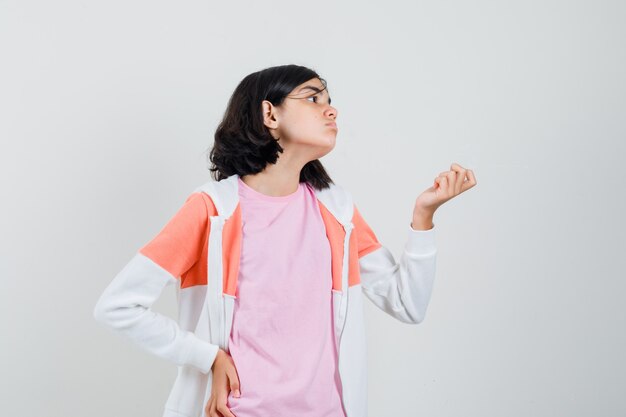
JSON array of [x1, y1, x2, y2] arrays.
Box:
[[94, 64, 477, 417]]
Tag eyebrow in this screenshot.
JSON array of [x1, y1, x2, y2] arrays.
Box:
[[297, 85, 332, 105]]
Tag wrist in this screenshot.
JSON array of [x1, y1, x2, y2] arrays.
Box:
[[411, 209, 434, 231], [212, 349, 225, 370]]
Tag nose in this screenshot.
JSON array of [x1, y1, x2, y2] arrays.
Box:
[[325, 105, 338, 120]]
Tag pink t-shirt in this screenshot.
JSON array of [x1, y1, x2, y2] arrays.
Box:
[[226, 177, 346, 417]]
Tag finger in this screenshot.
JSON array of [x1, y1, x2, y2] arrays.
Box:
[[444, 171, 456, 196], [450, 164, 467, 194], [450, 162, 465, 171], [468, 169, 477, 184], [439, 171, 453, 195], [461, 169, 477, 191], [217, 399, 236, 417], [204, 395, 213, 417], [438, 176, 448, 193], [205, 396, 212, 416], [209, 396, 221, 417], [226, 368, 241, 398]]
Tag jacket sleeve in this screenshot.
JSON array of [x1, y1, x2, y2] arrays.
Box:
[[93, 192, 220, 374], [353, 204, 437, 324]]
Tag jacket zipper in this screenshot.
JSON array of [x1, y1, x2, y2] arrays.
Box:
[[217, 218, 225, 350], [221, 294, 227, 351], [337, 221, 354, 343], [207, 215, 226, 351], [336, 221, 354, 416]]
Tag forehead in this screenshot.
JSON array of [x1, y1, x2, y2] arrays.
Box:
[[293, 79, 328, 96]]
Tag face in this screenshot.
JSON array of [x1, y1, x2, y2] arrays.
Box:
[[262, 77, 339, 160]]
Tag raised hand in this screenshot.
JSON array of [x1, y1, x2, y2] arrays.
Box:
[[412, 162, 477, 229]]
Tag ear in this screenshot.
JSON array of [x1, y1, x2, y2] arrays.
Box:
[[262, 100, 280, 130]]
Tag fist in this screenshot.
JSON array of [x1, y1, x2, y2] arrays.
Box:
[[415, 162, 477, 214]]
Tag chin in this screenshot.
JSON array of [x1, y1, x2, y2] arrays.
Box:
[[296, 134, 337, 157], [316, 140, 336, 158], [320, 133, 336, 146]]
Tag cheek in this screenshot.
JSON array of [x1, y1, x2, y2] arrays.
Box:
[[284, 114, 322, 137], [294, 111, 318, 127]]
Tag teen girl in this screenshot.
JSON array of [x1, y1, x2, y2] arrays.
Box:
[[94, 64, 477, 417]]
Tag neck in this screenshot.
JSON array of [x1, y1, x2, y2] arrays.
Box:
[[240, 149, 309, 197]]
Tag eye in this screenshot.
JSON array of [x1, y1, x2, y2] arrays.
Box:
[[306, 94, 332, 105]]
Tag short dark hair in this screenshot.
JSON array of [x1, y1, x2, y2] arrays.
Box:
[[206, 64, 335, 190]]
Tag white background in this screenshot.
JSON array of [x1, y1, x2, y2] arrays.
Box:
[[1, 0, 624, 416]]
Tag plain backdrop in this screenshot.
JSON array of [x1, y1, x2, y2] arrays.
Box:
[[1, 0, 625, 416]]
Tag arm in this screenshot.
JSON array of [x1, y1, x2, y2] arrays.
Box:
[[357, 162, 475, 324], [93, 192, 220, 374], [354, 205, 437, 324]]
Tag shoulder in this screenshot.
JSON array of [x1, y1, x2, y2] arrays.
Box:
[[184, 191, 217, 217], [313, 181, 354, 225], [190, 175, 239, 217]]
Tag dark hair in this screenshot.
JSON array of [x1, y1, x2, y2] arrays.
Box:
[[206, 64, 334, 190]]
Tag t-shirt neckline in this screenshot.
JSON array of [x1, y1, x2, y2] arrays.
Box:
[[238, 177, 303, 202]]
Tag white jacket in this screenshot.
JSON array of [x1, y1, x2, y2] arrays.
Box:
[[93, 173, 437, 417]]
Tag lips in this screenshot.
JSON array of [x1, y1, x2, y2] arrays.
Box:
[[326, 122, 337, 129]]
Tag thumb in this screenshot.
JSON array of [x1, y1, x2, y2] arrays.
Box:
[[227, 367, 241, 398]]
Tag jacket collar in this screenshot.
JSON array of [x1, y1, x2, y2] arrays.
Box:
[[193, 173, 356, 296], [194, 173, 353, 227]]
